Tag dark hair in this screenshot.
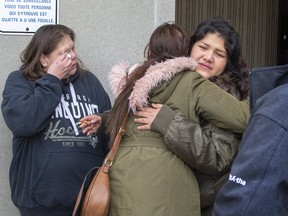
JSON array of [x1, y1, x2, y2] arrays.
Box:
[[190, 17, 249, 100], [20, 24, 83, 80], [106, 22, 190, 148], [144, 22, 190, 61]]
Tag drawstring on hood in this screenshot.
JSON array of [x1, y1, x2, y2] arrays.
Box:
[[69, 82, 78, 106]]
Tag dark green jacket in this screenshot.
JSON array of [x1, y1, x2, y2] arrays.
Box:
[[152, 105, 248, 215], [107, 57, 249, 216], [150, 69, 249, 215], [108, 58, 201, 216]]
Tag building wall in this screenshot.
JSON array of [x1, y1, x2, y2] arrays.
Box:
[[0, 1, 175, 215]]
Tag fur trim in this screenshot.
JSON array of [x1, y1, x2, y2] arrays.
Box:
[[108, 62, 142, 98], [129, 57, 197, 112], [108, 57, 197, 113], [108, 62, 129, 98]]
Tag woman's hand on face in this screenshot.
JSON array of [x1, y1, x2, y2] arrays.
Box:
[[78, 115, 102, 136], [47, 52, 74, 80], [134, 103, 163, 130]]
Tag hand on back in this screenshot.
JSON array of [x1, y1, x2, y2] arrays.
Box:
[[134, 103, 163, 130]]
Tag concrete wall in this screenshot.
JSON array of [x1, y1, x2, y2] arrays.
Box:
[[0, 0, 175, 215]]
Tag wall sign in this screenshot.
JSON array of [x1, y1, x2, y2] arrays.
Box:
[[0, 0, 59, 35]]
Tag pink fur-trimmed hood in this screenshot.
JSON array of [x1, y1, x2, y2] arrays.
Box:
[[108, 57, 197, 113]]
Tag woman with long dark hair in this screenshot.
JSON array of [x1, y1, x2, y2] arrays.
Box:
[[134, 17, 249, 215], [80, 20, 249, 215]]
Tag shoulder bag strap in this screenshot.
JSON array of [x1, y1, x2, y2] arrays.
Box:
[[102, 111, 129, 173]]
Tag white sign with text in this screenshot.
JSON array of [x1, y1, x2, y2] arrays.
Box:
[[0, 0, 59, 35]]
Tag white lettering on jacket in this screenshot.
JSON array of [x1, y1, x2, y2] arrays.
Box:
[[43, 90, 100, 148], [229, 174, 246, 186]]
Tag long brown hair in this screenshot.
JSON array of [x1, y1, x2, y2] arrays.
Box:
[[20, 24, 83, 80], [105, 22, 190, 148]]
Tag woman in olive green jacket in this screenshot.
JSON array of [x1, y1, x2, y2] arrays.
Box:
[[134, 18, 249, 216], [80, 22, 249, 216]]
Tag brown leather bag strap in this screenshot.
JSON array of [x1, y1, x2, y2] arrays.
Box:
[[102, 111, 129, 173]]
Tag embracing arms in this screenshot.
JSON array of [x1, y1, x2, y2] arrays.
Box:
[[134, 102, 246, 174]]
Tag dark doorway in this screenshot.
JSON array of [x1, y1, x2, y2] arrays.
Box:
[[175, 0, 279, 69], [278, 0, 288, 65]]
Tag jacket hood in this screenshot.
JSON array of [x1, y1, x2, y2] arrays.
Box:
[[109, 57, 197, 113]]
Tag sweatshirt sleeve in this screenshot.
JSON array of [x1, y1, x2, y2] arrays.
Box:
[[86, 71, 111, 113], [1, 71, 63, 136]]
